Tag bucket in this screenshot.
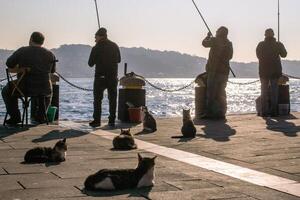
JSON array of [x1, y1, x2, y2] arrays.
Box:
[[47, 106, 57, 122], [128, 107, 142, 123], [278, 104, 290, 116]]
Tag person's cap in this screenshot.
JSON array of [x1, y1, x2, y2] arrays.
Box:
[[265, 28, 274, 37], [217, 26, 228, 37], [95, 28, 107, 37]]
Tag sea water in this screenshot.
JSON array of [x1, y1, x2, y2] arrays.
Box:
[[0, 78, 299, 121]]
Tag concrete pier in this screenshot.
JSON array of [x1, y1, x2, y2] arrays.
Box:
[[0, 113, 299, 199]]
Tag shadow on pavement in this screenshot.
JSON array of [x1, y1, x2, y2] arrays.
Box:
[[0, 125, 29, 139], [32, 129, 89, 143], [195, 119, 236, 142], [264, 114, 300, 137], [82, 186, 153, 199]]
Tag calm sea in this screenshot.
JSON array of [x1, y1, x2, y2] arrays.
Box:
[[1, 78, 299, 121]]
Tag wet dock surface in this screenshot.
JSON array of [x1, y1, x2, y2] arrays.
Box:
[[0, 113, 300, 199]]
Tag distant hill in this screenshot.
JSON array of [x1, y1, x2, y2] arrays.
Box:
[[0, 44, 299, 78]]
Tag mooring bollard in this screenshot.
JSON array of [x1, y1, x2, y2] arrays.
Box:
[[278, 76, 290, 116], [118, 63, 146, 122], [194, 73, 207, 120]]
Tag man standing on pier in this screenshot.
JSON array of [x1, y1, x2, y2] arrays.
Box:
[[256, 28, 287, 117], [88, 28, 121, 128], [202, 26, 233, 119]]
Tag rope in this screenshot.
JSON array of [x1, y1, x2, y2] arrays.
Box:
[[55, 72, 94, 92], [228, 79, 260, 85], [134, 73, 195, 92]]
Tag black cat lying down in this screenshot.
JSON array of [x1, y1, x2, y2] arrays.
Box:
[[84, 153, 157, 191], [24, 138, 67, 163]]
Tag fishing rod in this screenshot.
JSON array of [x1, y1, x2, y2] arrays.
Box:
[[94, 0, 101, 28], [277, 0, 280, 42], [191, 0, 213, 36], [191, 0, 236, 77]]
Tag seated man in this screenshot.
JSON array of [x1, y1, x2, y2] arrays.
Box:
[[2, 32, 56, 125]]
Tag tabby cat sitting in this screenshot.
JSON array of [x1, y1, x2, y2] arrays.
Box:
[[142, 106, 157, 133], [113, 129, 137, 150], [181, 109, 197, 138], [172, 109, 197, 138]]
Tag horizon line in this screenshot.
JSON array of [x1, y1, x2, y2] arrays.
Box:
[[1, 44, 299, 63]]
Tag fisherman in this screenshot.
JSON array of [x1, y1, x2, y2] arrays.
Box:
[[88, 28, 121, 128], [202, 26, 233, 119], [256, 28, 287, 117], [2, 32, 56, 125]]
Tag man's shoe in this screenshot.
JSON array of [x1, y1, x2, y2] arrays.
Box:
[[89, 120, 101, 128], [5, 118, 21, 126]]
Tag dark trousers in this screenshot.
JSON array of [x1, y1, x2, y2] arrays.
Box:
[[93, 77, 117, 122], [206, 73, 228, 118], [260, 78, 279, 116], [1, 84, 51, 120]]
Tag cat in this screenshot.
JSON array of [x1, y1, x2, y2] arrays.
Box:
[[181, 109, 197, 138], [24, 138, 67, 163], [84, 153, 157, 191], [112, 129, 137, 150], [142, 106, 157, 133]]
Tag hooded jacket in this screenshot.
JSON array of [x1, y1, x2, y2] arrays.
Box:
[[256, 37, 287, 79], [202, 36, 233, 76]]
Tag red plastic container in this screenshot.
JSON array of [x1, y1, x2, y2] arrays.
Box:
[[128, 107, 142, 123]]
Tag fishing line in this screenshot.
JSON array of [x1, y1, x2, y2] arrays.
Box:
[[277, 0, 280, 41]]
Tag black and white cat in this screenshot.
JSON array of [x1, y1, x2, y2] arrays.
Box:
[[142, 106, 157, 133], [24, 138, 67, 163], [84, 153, 157, 191], [181, 109, 197, 138], [112, 129, 137, 150]]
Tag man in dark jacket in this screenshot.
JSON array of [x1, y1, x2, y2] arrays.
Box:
[[256, 28, 287, 117], [202, 26, 233, 119], [2, 32, 56, 125], [88, 28, 121, 127]]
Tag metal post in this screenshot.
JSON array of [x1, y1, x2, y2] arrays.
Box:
[[124, 63, 128, 75]]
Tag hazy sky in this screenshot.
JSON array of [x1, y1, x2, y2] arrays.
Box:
[[0, 0, 299, 62]]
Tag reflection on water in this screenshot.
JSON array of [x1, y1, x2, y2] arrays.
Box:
[[0, 78, 299, 121]]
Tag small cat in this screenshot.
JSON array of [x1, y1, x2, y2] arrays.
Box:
[[181, 109, 197, 138], [84, 153, 157, 191], [24, 138, 67, 163], [112, 129, 137, 150], [142, 106, 157, 133]]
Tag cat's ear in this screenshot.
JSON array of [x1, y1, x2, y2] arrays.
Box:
[[62, 138, 66, 143], [121, 129, 123, 132], [128, 128, 131, 132], [138, 153, 143, 161]]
